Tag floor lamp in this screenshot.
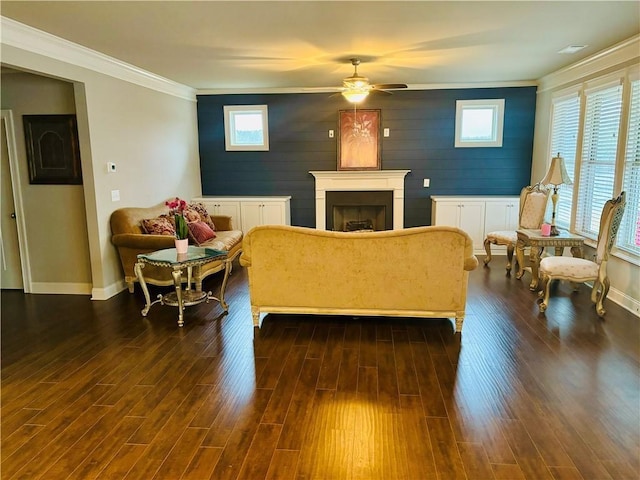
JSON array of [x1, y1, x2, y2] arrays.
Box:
[[541, 153, 573, 236]]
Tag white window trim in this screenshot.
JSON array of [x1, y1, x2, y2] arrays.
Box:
[[223, 105, 269, 151], [454, 99, 505, 148], [547, 66, 640, 264]]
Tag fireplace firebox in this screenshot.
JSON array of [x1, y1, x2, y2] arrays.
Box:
[[326, 191, 393, 231]]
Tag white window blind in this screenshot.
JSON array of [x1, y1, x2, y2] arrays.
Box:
[[619, 79, 640, 256], [575, 83, 623, 239], [549, 95, 580, 229]]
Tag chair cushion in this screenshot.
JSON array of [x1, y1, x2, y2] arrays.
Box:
[[540, 256, 598, 279], [520, 192, 548, 229], [199, 230, 243, 252], [486, 230, 517, 245]]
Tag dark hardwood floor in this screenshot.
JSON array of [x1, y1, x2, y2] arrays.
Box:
[[1, 257, 639, 479]]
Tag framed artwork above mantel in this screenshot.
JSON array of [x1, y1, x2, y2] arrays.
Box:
[[337, 109, 381, 171]]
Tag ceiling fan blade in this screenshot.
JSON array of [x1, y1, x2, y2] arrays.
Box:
[[371, 83, 408, 90], [369, 89, 392, 96], [302, 86, 344, 91]]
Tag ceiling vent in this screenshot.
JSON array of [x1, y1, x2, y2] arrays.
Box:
[[558, 45, 588, 54]]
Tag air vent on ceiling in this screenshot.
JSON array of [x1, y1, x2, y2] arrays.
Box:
[[558, 45, 588, 54]]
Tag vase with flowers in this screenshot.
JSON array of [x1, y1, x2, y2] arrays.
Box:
[[166, 197, 189, 253]]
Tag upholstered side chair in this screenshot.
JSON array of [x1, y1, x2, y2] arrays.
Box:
[[483, 183, 550, 273], [538, 191, 626, 317]]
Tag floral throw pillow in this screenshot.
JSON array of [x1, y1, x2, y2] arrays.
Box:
[[141, 215, 175, 236], [189, 202, 216, 231], [183, 208, 202, 224], [187, 221, 216, 245]]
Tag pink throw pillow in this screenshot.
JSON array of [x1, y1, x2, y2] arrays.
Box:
[[188, 221, 216, 245]]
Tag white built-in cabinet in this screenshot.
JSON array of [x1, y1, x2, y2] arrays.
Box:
[[205, 200, 241, 222], [431, 196, 520, 254], [193, 196, 291, 233]]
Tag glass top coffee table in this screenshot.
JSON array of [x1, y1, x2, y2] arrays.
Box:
[[134, 246, 230, 327]]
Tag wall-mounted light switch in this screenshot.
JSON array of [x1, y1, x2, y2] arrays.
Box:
[[111, 189, 120, 202], [329, 130, 334, 138], [383, 128, 390, 137], [423, 178, 430, 188]]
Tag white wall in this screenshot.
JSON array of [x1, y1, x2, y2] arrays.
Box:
[[532, 36, 640, 315], [1, 19, 201, 299]]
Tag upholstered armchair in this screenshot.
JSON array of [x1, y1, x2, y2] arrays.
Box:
[[538, 191, 626, 317], [483, 183, 550, 273]]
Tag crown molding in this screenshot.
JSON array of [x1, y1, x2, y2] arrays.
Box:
[[197, 80, 537, 96], [1, 16, 196, 102], [538, 34, 640, 93]]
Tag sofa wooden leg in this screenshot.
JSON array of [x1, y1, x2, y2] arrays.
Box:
[[455, 316, 463, 333], [251, 306, 260, 326], [127, 281, 135, 293]]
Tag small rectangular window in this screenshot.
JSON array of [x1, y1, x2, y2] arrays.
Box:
[[455, 99, 505, 147], [223, 105, 269, 151]]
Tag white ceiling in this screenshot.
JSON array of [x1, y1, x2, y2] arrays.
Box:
[[1, 1, 639, 92]]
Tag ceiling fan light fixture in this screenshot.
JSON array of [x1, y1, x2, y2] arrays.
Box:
[[342, 89, 369, 103], [344, 76, 369, 90]]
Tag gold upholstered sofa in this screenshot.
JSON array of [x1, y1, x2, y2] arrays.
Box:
[[240, 225, 478, 332], [110, 201, 243, 292]]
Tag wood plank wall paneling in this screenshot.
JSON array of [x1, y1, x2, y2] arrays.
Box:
[[197, 87, 537, 228]]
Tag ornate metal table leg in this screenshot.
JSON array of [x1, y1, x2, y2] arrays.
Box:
[[171, 268, 185, 327], [529, 245, 541, 291], [218, 259, 231, 312], [515, 238, 526, 280], [134, 261, 151, 316]]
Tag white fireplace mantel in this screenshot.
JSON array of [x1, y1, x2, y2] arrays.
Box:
[[310, 170, 411, 230]]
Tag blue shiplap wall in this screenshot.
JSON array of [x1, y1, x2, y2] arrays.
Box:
[[197, 86, 536, 227]]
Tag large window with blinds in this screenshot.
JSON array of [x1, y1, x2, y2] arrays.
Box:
[[575, 82, 622, 238], [548, 70, 640, 260], [620, 78, 640, 256], [549, 94, 580, 229]]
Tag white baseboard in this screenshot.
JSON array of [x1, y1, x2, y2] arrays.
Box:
[[92, 280, 127, 300], [607, 287, 640, 317], [30, 282, 92, 295], [29, 273, 640, 318]]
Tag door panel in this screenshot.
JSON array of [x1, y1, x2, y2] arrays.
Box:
[[1, 117, 23, 289]]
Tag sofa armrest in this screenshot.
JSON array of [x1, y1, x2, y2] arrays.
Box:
[[464, 255, 479, 271], [210, 215, 233, 231], [111, 233, 175, 249]]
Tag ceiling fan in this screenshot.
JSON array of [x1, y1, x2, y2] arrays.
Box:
[[336, 58, 408, 103]]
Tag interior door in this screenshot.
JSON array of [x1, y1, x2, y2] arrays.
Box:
[[1, 114, 23, 289]]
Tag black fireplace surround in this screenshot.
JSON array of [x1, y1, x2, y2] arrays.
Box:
[[326, 191, 394, 231]]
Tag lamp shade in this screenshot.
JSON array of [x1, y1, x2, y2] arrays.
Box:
[[541, 154, 573, 186]]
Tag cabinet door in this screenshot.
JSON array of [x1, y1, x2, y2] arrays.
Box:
[[485, 200, 519, 233], [214, 201, 241, 223], [433, 202, 460, 227], [261, 202, 286, 225], [240, 202, 263, 233], [197, 199, 241, 230], [458, 202, 485, 249], [506, 200, 520, 229]]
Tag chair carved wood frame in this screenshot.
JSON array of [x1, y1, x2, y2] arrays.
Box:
[[483, 183, 551, 273], [538, 191, 626, 317]]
